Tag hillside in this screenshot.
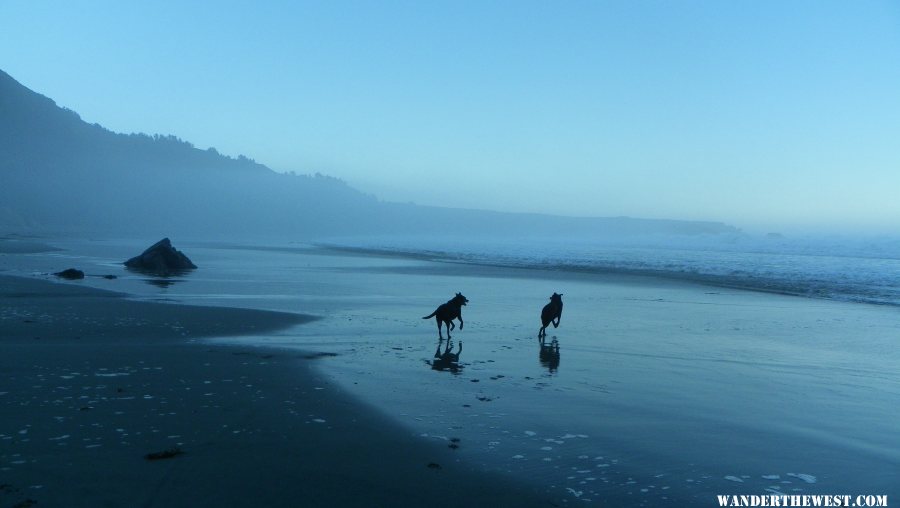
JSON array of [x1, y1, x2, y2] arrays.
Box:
[[0, 69, 378, 237], [0, 69, 739, 240]]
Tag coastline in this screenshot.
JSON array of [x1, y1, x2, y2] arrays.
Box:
[[0, 275, 551, 507], [315, 242, 900, 307]]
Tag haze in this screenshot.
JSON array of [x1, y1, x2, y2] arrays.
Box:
[[2, 1, 899, 234]]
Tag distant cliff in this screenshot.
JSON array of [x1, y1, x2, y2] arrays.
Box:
[[0, 69, 738, 240]]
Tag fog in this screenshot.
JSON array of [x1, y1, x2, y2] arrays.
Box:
[[2, 2, 899, 237], [0, 68, 744, 244], [4, 64, 899, 258]]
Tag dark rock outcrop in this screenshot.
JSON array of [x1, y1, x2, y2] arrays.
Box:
[[54, 268, 85, 280], [124, 238, 197, 274]]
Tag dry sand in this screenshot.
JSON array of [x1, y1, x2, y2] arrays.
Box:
[[0, 275, 550, 507]]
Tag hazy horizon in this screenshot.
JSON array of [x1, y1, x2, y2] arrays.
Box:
[[2, 1, 899, 235]]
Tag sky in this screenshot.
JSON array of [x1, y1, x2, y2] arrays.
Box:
[[2, 1, 899, 233]]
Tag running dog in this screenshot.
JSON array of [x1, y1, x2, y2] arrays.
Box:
[[423, 292, 468, 339], [539, 292, 563, 339]]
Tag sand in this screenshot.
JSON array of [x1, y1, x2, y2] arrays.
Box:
[[0, 275, 550, 507], [205, 246, 899, 504], [4, 239, 898, 507]]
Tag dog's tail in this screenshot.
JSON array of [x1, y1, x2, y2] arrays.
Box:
[[422, 311, 437, 319]]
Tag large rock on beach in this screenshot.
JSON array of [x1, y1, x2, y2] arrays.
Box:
[[124, 238, 197, 274]]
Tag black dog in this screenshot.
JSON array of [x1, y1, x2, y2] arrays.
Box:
[[423, 292, 468, 339], [539, 292, 563, 338]]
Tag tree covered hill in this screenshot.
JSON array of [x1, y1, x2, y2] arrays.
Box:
[[1, 69, 739, 240]]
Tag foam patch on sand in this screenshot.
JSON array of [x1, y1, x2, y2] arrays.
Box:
[[787, 473, 817, 484]]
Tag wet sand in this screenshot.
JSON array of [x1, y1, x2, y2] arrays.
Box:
[[4, 240, 898, 507], [0, 275, 551, 507], [202, 246, 899, 505]]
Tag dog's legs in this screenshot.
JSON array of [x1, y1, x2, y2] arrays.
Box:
[[436, 317, 443, 339], [553, 317, 560, 328], [446, 320, 452, 339]]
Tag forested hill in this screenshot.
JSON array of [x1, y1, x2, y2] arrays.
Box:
[[0, 69, 739, 240], [0, 69, 281, 176], [0, 69, 376, 236]]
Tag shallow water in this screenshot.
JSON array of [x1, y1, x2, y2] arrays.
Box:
[[325, 235, 900, 306], [4, 237, 899, 505]]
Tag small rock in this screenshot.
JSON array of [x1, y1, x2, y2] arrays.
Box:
[[54, 268, 84, 280], [144, 447, 185, 460]]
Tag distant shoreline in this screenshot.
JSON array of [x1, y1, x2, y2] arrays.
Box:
[[0, 236, 62, 254]]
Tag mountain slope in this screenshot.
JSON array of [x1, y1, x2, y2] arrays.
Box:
[[0, 69, 377, 236], [0, 69, 739, 240]]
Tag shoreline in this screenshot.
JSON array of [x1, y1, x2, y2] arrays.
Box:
[[313, 243, 900, 307], [0, 275, 553, 507]]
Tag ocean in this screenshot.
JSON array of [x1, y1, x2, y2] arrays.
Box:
[[323, 234, 900, 307]]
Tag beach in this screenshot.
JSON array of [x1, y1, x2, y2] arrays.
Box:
[[0, 275, 548, 507], [1, 238, 898, 507]]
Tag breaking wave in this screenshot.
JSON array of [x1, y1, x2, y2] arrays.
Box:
[[325, 234, 900, 306]]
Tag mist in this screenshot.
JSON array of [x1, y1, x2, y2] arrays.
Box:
[[0, 68, 746, 244], [2, 2, 899, 237]]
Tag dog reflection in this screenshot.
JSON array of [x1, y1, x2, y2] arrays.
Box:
[[539, 336, 560, 373], [428, 340, 463, 374]]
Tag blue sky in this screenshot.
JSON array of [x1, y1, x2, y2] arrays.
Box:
[[2, 1, 899, 233]]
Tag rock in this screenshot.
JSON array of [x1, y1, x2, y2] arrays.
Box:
[[124, 238, 197, 274], [54, 268, 84, 280], [144, 447, 185, 461]]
